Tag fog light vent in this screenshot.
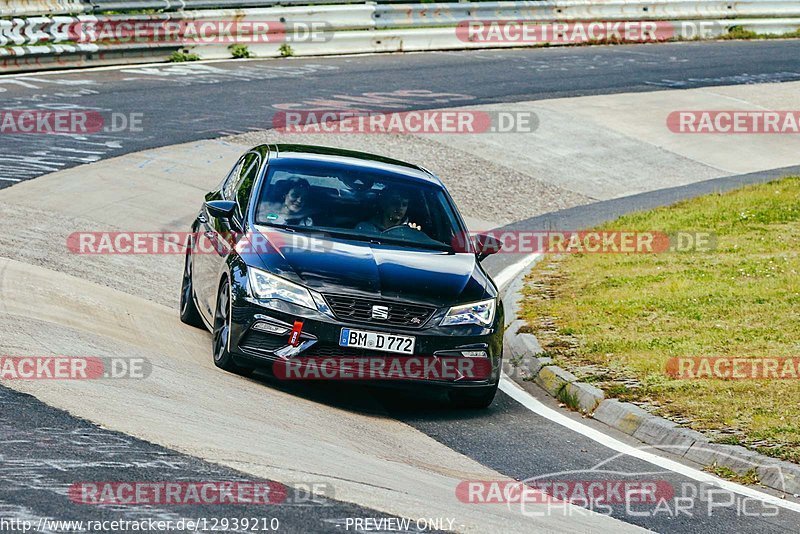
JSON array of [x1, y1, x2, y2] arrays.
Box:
[[461, 350, 488, 358], [252, 322, 289, 335]]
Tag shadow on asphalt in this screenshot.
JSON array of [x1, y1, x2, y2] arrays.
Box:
[[247, 367, 501, 420]]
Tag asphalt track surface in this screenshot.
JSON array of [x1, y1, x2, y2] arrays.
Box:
[[2, 41, 800, 533], [1, 40, 800, 186]]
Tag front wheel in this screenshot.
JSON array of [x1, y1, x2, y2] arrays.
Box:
[[212, 278, 253, 377], [449, 384, 498, 409]]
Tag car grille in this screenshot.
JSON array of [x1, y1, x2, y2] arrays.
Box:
[[324, 294, 435, 328], [301, 343, 376, 358]]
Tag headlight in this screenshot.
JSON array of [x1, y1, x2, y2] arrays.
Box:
[[248, 267, 316, 310], [440, 298, 496, 327]]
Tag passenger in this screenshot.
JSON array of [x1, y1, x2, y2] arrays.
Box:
[[260, 178, 313, 226], [356, 185, 421, 233]]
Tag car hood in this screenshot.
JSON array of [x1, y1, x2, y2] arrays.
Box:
[[250, 225, 493, 307]]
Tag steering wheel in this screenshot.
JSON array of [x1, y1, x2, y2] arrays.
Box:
[[382, 223, 421, 234]]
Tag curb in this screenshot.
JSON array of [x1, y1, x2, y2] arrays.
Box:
[[501, 257, 800, 497]]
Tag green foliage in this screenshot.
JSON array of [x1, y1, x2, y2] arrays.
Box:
[[229, 44, 252, 59], [168, 51, 201, 63], [278, 43, 295, 57]]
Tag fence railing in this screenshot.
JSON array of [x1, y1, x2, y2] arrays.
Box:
[[2, 1, 799, 73], [2, 0, 408, 17]]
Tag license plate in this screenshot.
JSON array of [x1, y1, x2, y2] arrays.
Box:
[[339, 328, 415, 355]]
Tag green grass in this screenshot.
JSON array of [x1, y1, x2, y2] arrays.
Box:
[[520, 177, 800, 463], [168, 51, 201, 63], [278, 43, 295, 57], [557, 386, 581, 411], [706, 465, 760, 485], [229, 44, 252, 59], [720, 26, 800, 40]]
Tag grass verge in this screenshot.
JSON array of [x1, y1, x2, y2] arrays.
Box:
[[520, 177, 800, 463]]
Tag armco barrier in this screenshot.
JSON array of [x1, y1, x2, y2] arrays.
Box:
[[0, 0, 397, 17], [86, 0, 376, 12], [0, 0, 87, 17], [374, 0, 800, 28], [1, 1, 800, 73]]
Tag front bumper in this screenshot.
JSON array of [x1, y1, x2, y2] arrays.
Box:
[[228, 295, 503, 389]]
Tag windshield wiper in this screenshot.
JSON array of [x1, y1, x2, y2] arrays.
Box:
[[256, 222, 295, 232]]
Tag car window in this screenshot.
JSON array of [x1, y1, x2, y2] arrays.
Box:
[[235, 152, 261, 216], [222, 156, 246, 200], [254, 160, 467, 251]]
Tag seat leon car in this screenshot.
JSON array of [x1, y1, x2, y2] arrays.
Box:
[[180, 144, 503, 408]]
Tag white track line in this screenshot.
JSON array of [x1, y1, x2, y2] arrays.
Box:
[[0, 50, 439, 79], [500, 376, 800, 513], [493, 253, 542, 289], [0, 57, 274, 77], [0, 177, 21, 182]]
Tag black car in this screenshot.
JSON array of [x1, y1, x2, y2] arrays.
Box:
[[180, 144, 503, 408]]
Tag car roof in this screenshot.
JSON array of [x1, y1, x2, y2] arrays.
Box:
[[261, 144, 442, 186]]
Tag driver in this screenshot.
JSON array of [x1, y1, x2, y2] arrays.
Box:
[[356, 185, 421, 233]]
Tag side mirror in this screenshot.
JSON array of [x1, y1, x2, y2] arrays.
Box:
[[473, 234, 502, 262], [205, 200, 237, 219]]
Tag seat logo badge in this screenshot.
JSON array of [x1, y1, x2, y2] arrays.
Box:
[[371, 305, 389, 320]]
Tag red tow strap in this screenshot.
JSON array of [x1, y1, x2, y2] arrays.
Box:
[[288, 320, 304, 347]]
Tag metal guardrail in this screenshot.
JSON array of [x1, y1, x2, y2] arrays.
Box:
[[0, 0, 411, 18], [375, 1, 800, 28], [1, 1, 799, 73], [86, 0, 384, 12], [5, 0, 800, 17], [1, 0, 86, 17]]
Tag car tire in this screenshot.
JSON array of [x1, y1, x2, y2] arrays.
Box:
[[449, 384, 498, 409], [179, 242, 206, 329], [212, 277, 254, 377]]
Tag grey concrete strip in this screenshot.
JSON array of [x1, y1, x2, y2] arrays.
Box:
[[564, 382, 605, 414], [0, 380, 420, 532], [429, 81, 800, 200], [534, 366, 578, 398], [542, 82, 800, 176]]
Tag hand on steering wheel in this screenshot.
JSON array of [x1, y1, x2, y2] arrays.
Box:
[[383, 222, 422, 232]]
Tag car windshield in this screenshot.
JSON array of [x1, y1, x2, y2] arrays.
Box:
[[254, 160, 468, 251]]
